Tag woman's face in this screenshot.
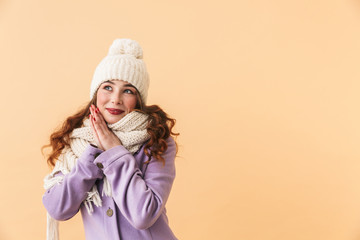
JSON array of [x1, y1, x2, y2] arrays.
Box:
[[96, 79, 138, 124]]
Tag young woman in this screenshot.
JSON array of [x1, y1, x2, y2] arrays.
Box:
[[42, 39, 179, 240]]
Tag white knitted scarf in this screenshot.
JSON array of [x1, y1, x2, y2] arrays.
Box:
[[43, 111, 150, 240]]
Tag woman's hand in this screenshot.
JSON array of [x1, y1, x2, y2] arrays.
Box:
[[89, 104, 122, 151]]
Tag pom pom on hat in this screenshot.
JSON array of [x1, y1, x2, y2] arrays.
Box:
[[90, 39, 149, 104], [108, 39, 143, 59]]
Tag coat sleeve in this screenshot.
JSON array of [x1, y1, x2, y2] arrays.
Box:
[[42, 145, 104, 221], [94, 137, 176, 230]]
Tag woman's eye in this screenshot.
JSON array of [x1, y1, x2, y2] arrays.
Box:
[[124, 89, 134, 94], [104, 85, 112, 91]]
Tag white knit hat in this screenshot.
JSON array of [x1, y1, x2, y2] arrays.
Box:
[[90, 39, 150, 104]]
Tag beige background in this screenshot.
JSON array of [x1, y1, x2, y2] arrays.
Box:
[[1, 0, 360, 239]]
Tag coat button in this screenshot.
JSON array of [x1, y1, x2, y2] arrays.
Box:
[[96, 162, 104, 169], [106, 208, 113, 217]]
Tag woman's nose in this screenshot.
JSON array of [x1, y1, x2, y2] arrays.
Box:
[[111, 93, 123, 104]]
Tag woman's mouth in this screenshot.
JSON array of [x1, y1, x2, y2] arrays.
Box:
[[106, 108, 124, 115]]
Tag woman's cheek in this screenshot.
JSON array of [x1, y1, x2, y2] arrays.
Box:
[[96, 92, 106, 106], [124, 95, 136, 110], [130, 97, 137, 110]]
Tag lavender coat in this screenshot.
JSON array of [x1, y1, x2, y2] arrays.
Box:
[[42, 137, 178, 240]]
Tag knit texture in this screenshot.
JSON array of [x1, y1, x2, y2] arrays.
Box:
[[90, 39, 150, 104], [43, 110, 150, 240]]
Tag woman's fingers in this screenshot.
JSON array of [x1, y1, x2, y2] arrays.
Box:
[[90, 105, 108, 136], [96, 107, 107, 126], [90, 104, 113, 146], [89, 104, 122, 150], [89, 113, 104, 150], [89, 104, 109, 149]]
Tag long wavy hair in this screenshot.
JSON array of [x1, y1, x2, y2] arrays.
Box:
[[42, 88, 179, 168]]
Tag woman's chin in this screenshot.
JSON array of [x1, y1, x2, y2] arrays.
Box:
[[104, 114, 125, 124]]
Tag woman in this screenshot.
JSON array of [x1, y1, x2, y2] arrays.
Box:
[[42, 39, 179, 240]]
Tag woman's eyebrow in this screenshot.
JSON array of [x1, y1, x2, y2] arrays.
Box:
[[104, 81, 137, 90], [124, 84, 136, 88], [103, 80, 115, 84], [105, 81, 134, 88]]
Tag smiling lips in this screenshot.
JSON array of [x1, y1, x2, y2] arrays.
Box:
[[106, 108, 124, 115]]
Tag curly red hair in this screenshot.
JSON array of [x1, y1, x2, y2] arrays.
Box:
[[42, 89, 179, 167]]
